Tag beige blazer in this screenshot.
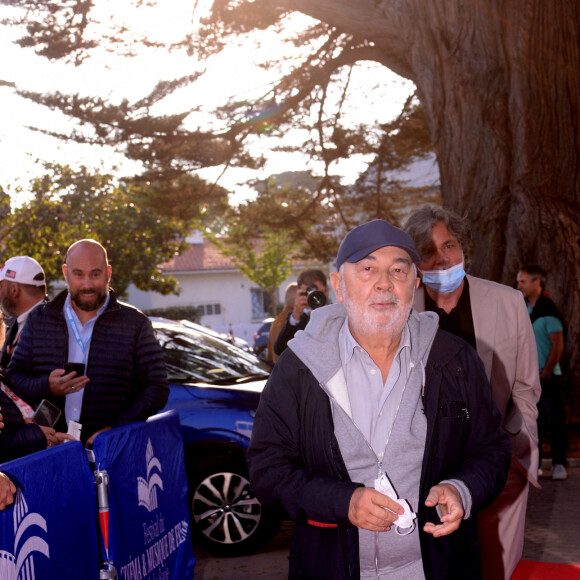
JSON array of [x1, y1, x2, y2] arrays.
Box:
[[414, 274, 541, 488]]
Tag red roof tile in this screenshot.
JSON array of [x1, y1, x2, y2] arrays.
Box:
[[162, 240, 236, 273]]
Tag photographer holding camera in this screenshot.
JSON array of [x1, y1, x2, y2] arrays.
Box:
[[273, 269, 330, 358]]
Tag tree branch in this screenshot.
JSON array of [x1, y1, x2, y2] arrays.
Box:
[[276, 0, 415, 78]]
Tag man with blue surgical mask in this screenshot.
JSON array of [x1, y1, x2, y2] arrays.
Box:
[[404, 204, 541, 580]]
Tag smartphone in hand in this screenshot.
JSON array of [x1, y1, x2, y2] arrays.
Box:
[[33, 399, 62, 428], [64, 362, 85, 376]]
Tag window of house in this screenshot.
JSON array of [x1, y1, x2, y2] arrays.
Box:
[[197, 303, 222, 317], [251, 288, 272, 320]]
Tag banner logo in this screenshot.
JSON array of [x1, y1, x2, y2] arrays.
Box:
[[137, 438, 164, 512], [0, 489, 50, 580]]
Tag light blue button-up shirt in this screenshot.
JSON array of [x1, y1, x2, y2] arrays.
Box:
[[64, 293, 110, 424], [340, 321, 412, 458]]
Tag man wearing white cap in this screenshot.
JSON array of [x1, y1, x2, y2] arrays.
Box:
[[0, 256, 69, 455], [0, 256, 48, 369]]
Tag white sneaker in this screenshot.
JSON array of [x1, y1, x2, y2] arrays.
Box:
[[552, 464, 568, 480]]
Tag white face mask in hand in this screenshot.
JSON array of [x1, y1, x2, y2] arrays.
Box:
[[374, 473, 417, 535], [420, 261, 466, 293]]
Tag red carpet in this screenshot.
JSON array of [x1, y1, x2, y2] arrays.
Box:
[[513, 561, 580, 579]]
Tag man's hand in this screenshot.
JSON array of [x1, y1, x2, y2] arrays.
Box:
[[0, 472, 16, 510], [38, 425, 74, 447], [291, 284, 310, 321], [348, 487, 404, 532], [48, 369, 90, 397], [423, 483, 464, 537]]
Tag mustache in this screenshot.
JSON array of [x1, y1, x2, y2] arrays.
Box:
[[368, 292, 400, 305]]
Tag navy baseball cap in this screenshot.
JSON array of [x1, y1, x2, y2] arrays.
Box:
[[336, 219, 420, 270]]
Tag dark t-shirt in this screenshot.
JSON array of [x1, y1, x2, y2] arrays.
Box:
[[424, 277, 477, 350]]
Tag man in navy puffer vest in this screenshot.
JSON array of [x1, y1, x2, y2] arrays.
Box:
[[8, 239, 169, 447]]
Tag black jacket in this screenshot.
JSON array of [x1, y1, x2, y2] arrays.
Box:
[[248, 329, 510, 580], [7, 289, 169, 444], [529, 290, 566, 343], [0, 372, 46, 463], [273, 311, 309, 356]]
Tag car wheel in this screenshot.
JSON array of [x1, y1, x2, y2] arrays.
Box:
[[188, 455, 280, 557]]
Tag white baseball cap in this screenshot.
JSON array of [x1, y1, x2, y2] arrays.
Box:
[[0, 256, 46, 286]]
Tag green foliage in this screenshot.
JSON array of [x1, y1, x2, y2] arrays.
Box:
[[127, 171, 230, 225], [2, 1, 432, 223], [226, 172, 342, 264], [0, 164, 192, 297], [1, 0, 435, 295], [15, 87, 247, 176], [7, 0, 98, 64], [343, 98, 440, 227], [206, 216, 299, 317], [0, 187, 10, 219]]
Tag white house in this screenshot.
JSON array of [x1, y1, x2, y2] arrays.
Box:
[[127, 232, 327, 344]]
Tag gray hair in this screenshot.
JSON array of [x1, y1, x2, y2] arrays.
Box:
[[518, 264, 547, 289], [403, 204, 470, 261]]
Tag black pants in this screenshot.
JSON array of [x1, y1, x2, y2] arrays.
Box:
[[538, 375, 568, 466]]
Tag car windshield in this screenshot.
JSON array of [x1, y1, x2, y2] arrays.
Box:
[[154, 324, 269, 385]]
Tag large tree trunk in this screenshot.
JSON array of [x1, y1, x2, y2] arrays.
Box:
[[284, 0, 580, 401], [412, 1, 580, 398]]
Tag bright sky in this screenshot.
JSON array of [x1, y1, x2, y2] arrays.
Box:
[[0, 1, 414, 207]]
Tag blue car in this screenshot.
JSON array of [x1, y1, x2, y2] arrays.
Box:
[[151, 318, 280, 557], [252, 318, 273, 360]]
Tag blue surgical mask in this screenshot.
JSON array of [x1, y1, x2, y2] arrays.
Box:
[[421, 261, 466, 293]]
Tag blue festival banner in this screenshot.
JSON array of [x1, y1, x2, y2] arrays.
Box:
[[0, 441, 100, 580], [92, 410, 195, 580]]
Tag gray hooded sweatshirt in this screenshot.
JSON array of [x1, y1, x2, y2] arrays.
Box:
[[289, 303, 439, 579]]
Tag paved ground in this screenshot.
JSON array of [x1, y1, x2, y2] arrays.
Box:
[[522, 459, 580, 564], [193, 460, 580, 579]]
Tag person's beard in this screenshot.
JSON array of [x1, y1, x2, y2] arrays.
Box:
[[0, 294, 17, 318], [341, 278, 413, 337], [70, 286, 108, 312]]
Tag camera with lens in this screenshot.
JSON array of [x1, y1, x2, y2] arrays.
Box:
[[306, 285, 327, 310]]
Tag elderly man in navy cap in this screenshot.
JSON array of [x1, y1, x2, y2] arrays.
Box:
[[248, 219, 510, 580]]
